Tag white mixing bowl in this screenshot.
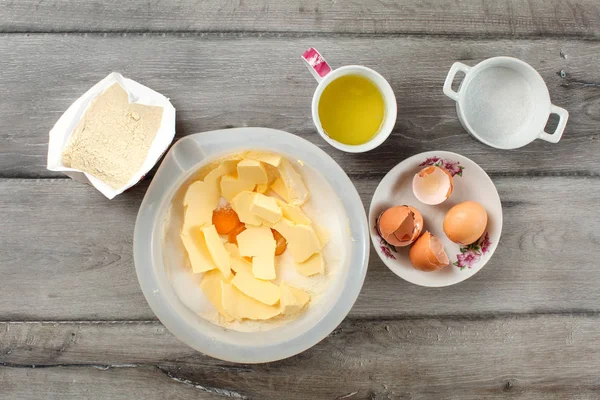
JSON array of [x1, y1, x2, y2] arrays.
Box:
[[133, 128, 369, 363]]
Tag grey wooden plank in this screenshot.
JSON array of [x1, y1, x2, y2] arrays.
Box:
[[1, 35, 599, 179], [1, 0, 599, 37], [1, 316, 600, 399], [1, 176, 599, 321], [0, 365, 222, 400]]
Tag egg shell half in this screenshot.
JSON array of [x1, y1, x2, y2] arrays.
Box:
[[377, 205, 424, 247], [412, 166, 454, 205], [409, 231, 449, 272]]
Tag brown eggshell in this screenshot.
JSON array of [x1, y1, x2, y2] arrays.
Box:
[[440, 167, 454, 198], [443, 201, 488, 245], [413, 166, 454, 205], [409, 231, 450, 272], [377, 205, 424, 247]]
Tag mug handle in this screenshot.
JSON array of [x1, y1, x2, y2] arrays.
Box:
[[302, 48, 332, 83], [443, 62, 471, 101], [539, 105, 569, 144]]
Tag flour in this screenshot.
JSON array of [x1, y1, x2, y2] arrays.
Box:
[[61, 83, 164, 189]]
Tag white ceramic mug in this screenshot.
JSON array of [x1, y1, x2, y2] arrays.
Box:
[[302, 48, 397, 153], [443, 56, 569, 149]]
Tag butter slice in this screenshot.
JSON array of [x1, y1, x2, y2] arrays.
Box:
[[201, 225, 231, 279], [252, 255, 276, 280], [221, 282, 281, 320], [278, 159, 309, 206], [270, 177, 290, 202], [273, 219, 321, 263], [280, 282, 310, 315], [224, 243, 253, 275], [243, 151, 282, 167], [182, 180, 220, 233], [237, 159, 268, 185], [237, 226, 276, 258], [314, 223, 330, 247], [180, 229, 217, 274], [220, 174, 255, 201], [272, 217, 295, 237], [295, 252, 325, 276], [224, 242, 241, 258], [231, 270, 280, 305], [200, 270, 234, 321], [204, 159, 238, 191], [231, 257, 253, 276], [278, 201, 311, 225], [231, 191, 263, 226], [251, 193, 282, 224], [256, 183, 269, 193]]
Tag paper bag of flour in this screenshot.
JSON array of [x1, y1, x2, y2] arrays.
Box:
[[47, 72, 176, 199]]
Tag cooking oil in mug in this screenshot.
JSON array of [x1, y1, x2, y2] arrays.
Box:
[[318, 75, 385, 146]]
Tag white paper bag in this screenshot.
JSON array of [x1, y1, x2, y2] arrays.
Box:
[[47, 72, 176, 199]]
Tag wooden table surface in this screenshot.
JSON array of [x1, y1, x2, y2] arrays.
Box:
[[2, 1, 600, 399]]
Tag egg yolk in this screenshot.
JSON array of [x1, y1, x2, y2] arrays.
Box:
[[212, 206, 241, 235], [227, 223, 246, 244], [272, 229, 287, 255]]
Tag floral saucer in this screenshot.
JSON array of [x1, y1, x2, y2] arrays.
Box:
[[369, 151, 502, 287]]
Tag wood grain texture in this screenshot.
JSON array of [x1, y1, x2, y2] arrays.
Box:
[[1, 176, 599, 321], [1, 35, 599, 179], [1, 0, 600, 37], [0, 365, 223, 400], [3, 1, 600, 396], [2, 316, 600, 399]]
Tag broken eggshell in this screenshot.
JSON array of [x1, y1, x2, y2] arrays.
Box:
[[412, 166, 454, 205], [376, 205, 424, 247], [409, 231, 449, 272]]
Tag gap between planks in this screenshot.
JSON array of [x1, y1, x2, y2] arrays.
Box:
[[2, 170, 600, 180], [2, 31, 600, 41], [3, 310, 600, 324]]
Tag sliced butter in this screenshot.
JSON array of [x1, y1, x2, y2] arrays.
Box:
[[224, 242, 241, 258], [231, 270, 280, 305], [237, 226, 276, 258], [252, 255, 276, 280], [182, 180, 219, 233], [243, 151, 282, 167], [273, 218, 321, 263], [272, 217, 295, 237], [295, 252, 325, 276], [314, 223, 330, 247], [237, 159, 268, 185], [256, 183, 269, 193], [231, 191, 263, 226], [200, 270, 234, 322], [201, 225, 231, 279], [204, 159, 239, 191], [280, 282, 310, 315], [251, 193, 282, 224], [221, 282, 281, 320], [224, 243, 253, 275], [220, 174, 255, 201], [270, 177, 290, 202], [180, 229, 217, 274], [278, 201, 311, 225], [278, 159, 309, 206]]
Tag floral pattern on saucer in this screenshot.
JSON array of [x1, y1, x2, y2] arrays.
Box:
[[453, 232, 491, 270], [375, 225, 397, 260], [419, 156, 464, 177], [379, 238, 397, 260]]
